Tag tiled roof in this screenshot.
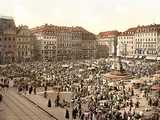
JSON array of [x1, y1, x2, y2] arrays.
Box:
[[98, 30, 119, 38], [31, 24, 91, 34], [119, 27, 137, 36], [136, 24, 160, 33]]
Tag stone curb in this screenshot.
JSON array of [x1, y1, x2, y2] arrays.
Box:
[[21, 94, 59, 120]]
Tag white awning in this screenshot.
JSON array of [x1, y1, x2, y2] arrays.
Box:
[[146, 56, 156, 60]]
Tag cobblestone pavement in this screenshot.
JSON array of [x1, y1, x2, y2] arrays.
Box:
[[23, 91, 79, 120], [0, 89, 57, 120]]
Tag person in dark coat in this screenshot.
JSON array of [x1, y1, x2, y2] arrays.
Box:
[[56, 94, 60, 106], [33, 87, 37, 95], [129, 99, 133, 107], [0, 94, 2, 102], [44, 85, 48, 91], [72, 109, 77, 120], [44, 91, 47, 98], [135, 100, 140, 108], [131, 88, 134, 96], [48, 99, 52, 107], [65, 109, 69, 119], [148, 97, 152, 106], [80, 113, 84, 120], [29, 86, 33, 94]]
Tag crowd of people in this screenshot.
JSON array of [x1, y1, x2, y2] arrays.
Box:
[[0, 58, 159, 120]]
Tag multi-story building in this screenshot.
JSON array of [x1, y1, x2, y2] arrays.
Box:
[[33, 30, 57, 61], [56, 27, 82, 60], [117, 24, 160, 60], [32, 24, 96, 61], [96, 34, 109, 58], [16, 25, 35, 62], [56, 32, 72, 60], [0, 16, 16, 64], [96, 39, 109, 58], [118, 28, 136, 58], [97, 31, 119, 58], [134, 24, 160, 59], [81, 32, 96, 59], [70, 29, 83, 60]]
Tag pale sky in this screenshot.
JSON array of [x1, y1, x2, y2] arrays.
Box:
[[0, 0, 160, 34]]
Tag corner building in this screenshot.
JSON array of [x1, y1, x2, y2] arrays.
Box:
[[134, 24, 160, 59], [0, 16, 16, 64]]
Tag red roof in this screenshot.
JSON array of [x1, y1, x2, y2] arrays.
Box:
[[98, 30, 119, 38]]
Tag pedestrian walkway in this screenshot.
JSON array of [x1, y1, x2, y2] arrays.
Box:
[[22, 93, 76, 120]]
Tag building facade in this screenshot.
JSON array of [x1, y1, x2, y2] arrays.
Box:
[[117, 24, 160, 60], [16, 25, 35, 62], [56, 28, 82, 61], [96, 34, 109, 58], [32, 24, 96, 61], [118, 28, 136, 58], [134, 24, 160, 59], [81, 32, 96, 59], [34, 31, 57, 61], [0, 16, 17, 64], [97, 31, 119, 58], [96, 39, 109, 58]]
